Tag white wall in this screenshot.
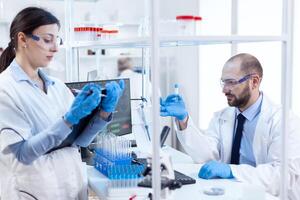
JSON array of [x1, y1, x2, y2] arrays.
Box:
[[197, 0, 287, 129], [293, 0, 300, 115]]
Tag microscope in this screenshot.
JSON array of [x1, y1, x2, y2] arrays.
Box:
[[137, 151, 182, 200]]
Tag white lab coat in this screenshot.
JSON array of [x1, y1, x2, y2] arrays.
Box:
[[176, 95, 300, 199], [0, 65, 88, 199]]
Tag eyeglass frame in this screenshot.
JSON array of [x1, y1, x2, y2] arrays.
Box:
[[27, 33, 63, 47], [220, 73, 256, 88]]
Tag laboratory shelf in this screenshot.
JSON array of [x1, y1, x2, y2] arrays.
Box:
[[44, 0, 99, 2], [79, 55, 142, 60], [68, 35, 286, 49], [159, 35, 287, 47], [70, 37, 150, 49]]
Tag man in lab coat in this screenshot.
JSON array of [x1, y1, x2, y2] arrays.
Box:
[[160, 53, 300, 199]]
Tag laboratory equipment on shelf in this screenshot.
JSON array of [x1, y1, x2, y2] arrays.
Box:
[[160, 15, 202, 36], [100, 29, 119, 40], [73, 26, 119, 41], [74, 27, 101, 41]]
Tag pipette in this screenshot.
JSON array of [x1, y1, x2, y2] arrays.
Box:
[[71, 88, 107, 97]]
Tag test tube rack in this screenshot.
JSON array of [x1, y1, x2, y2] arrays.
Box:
[[94, 148, 145, 188]]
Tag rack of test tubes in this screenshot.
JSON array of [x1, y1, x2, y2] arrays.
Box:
[[94, 133, 145, 188]]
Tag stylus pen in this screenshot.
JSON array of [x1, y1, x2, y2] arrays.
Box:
[[71, 88, 106, 97]]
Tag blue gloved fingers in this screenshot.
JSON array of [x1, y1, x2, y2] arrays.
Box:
[[221, 164, 233, 179], [199, 162, 211, 179], [160, 97, 166, 106], [101, 80, 125, 113], [118, 79, 125, 90], [74, 83, 92, 101], [199, 161, 233, 179], [106, 81, 124, 96], [165, 94, 181, 103], [160, 105, 171, 117], [160, 105, 166, 112], [198, 165, 207, 178], [64, 83, 102, 125], [81, 86, 101, 110], [160, 110, 171, 117], [160, 94, 184, 106], [75, 83, 99, 100]]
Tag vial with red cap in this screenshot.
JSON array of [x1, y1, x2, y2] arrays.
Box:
[[176, 15, 202, 35]]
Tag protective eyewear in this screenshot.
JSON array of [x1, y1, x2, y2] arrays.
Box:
[[28, 34, 63, 48], [220, 74, 255, 88]]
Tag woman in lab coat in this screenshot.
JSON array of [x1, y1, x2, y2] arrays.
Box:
[[0, 7, 124, 200], [160, 53, 300, 200]]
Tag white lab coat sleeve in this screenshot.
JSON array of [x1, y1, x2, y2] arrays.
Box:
[[0, 90, 72, 165], [231, 112, 300, 198], [175, 115, 220, 163]]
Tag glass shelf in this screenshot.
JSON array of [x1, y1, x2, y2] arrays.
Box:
[[66, 35, 286, 49], [42, 0, 99, 2], [69, 37, 150, 49], [160, 35, 286, 47]]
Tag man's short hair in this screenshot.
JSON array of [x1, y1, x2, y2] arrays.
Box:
[[226, 53, 263, 78]]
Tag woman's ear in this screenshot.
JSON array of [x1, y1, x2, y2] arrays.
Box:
[[17, 32, 27, 49]]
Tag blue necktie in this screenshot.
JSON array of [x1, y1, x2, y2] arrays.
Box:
[[230, 114, 246, 164]]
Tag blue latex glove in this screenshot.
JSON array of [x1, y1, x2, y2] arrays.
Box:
[[101, 80, 125, 113], [198, 160, 234, 179], [64, 83, 101, 125], [160, 94, 188, 121]]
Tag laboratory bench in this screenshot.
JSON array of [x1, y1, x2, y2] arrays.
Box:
[[87, 146, 279, 200]]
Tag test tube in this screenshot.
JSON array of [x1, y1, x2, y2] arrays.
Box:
[[174, 83, 179, 95], [174, 83, 179, 102]]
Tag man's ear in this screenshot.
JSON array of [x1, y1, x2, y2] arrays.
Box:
[[251, 75, 260, 89]]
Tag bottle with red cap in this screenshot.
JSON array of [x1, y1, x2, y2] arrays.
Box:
[[194, 16, 202, 35], [176, 15, 202, 35]]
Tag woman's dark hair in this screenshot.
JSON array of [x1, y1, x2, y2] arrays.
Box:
[[0, 7, 60, 73]]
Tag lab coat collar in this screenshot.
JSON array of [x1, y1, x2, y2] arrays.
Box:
[[219, 106, 235, 121], [252, 93, 280, 164], [9, 59, 55, 87], [38, 69, 55, 86], [258, 92, 280, 122]]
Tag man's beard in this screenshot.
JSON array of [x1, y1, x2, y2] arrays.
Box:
[[226, 86, 251, 108]]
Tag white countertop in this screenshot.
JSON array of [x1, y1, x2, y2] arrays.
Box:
[[88, 146, 279, 200]]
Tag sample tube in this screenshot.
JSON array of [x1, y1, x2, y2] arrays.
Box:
[[174, 83, 179, 95]]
